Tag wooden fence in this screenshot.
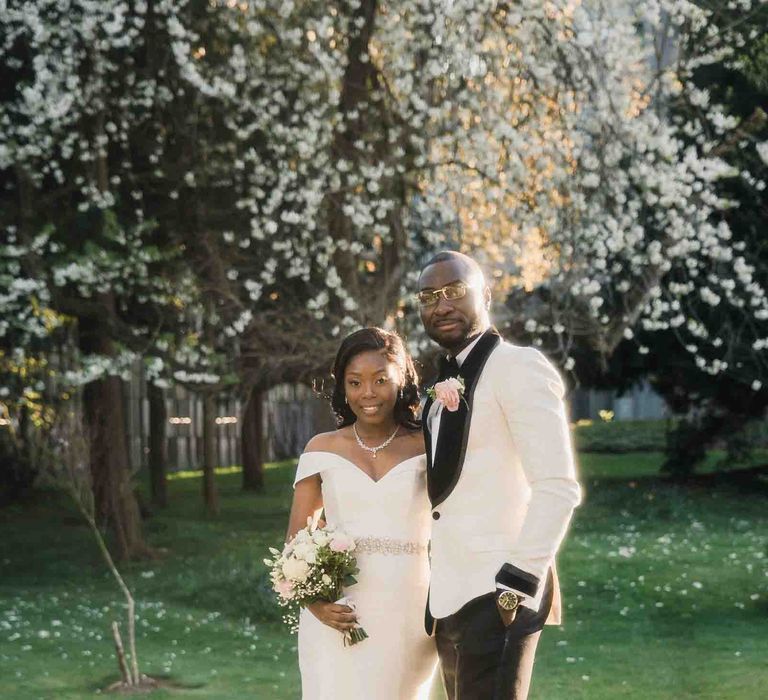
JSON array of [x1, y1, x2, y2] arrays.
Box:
[[124, 358, 667, 472], [124, 366, 335, 472]]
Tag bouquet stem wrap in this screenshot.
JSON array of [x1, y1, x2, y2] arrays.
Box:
[[335, 595, 369, 647]]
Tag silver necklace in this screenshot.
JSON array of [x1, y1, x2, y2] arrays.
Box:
[[353, 423, 399, 459]]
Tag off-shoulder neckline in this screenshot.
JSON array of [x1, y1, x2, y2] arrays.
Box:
[[301, 451, 425, 484]]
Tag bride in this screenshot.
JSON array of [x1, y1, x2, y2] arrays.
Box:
[[285, 327, 438, 699]]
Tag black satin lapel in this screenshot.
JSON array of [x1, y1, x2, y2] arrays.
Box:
[[429, 397, 466, 504], [428, 328, 501, 507]]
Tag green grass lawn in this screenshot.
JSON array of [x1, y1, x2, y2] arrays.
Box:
[[1, 453, 766, 699]]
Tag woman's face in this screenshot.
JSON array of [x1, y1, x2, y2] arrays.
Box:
[[343, 350, 402, 427]]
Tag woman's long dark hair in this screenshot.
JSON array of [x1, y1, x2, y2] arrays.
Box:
[[330, 328, 420, 429]]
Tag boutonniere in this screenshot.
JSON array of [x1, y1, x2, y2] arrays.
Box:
[[427, 376, 466, 412]]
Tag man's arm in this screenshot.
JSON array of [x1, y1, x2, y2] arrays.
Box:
[[493, 347, 582, 603]]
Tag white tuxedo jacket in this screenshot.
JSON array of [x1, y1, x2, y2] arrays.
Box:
[[424, 330, 582, 625]]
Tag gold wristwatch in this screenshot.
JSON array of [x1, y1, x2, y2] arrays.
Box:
[[496, 590, 522, 612]]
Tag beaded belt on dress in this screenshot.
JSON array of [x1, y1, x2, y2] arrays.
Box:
[[354, 536, 428, 556]]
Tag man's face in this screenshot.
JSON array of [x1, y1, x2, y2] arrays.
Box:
[[418, 259, 490, 352]]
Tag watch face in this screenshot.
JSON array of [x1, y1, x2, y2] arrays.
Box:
[[498, 591, 519, 611]]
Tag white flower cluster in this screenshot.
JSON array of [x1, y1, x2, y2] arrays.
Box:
[[2, 0, 767, 405]]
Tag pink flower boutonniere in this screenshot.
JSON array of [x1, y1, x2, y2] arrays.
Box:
[[427, 376, 466, 412]]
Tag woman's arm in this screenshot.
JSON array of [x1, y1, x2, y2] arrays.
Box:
[[284, 461, 357, 632], [285, 473, 323, 543]]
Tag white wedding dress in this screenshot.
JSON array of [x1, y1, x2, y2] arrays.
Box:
[[293, 451, 438, 700]]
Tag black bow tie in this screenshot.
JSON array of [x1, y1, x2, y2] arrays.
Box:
[[438, 355, 460, 381]]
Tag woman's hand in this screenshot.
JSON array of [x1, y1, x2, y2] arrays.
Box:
[[307, 601, 357, 632]]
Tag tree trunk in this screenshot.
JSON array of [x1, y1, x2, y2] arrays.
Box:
[[241, 387, 265, 492], [202, 391, 219, 515], [68, 107, 148, 559], [147, 383, 168, 508], [81, 383, 147, 557], [79, 293, 149, 561], [82, 372, 147, 560]]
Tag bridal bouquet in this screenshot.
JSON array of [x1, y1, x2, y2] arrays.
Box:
[[264, 519, 368, 646]]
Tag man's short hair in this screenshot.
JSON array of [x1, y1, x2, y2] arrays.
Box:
[[421, 250, 485, 282]]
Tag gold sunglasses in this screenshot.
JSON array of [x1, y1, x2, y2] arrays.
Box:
[[414, 281, 475, 308]]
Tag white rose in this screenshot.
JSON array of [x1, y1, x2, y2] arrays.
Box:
[[282, 557, 310, 582], [293, 542, 318, 562], [293, 529, 311, 544], [312, 530, 330, 546]]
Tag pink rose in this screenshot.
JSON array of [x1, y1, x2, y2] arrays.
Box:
[[276, 579, 294, 600], [329, 534, 354, 552], [433, 378, 463, 412]]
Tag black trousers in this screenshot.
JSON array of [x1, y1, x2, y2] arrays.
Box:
[[434, 569, 554, 700]]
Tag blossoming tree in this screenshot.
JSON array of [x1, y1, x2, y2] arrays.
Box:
[[3, 0, 768, 518], [537, 3, 768, 475], [173, 0, 768, 390], [0, 0, 210, 554]]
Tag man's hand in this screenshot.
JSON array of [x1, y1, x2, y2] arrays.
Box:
[[495, 598, 518, 626], [495, 589, 523, 626]]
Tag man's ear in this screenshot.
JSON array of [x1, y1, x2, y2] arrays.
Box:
[[483, 284, 492, 310]]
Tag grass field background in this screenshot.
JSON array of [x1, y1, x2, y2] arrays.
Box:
[[1, 444, 767, 699]]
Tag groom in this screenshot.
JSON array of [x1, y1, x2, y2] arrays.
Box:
[[418, 251, 582, 700]]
